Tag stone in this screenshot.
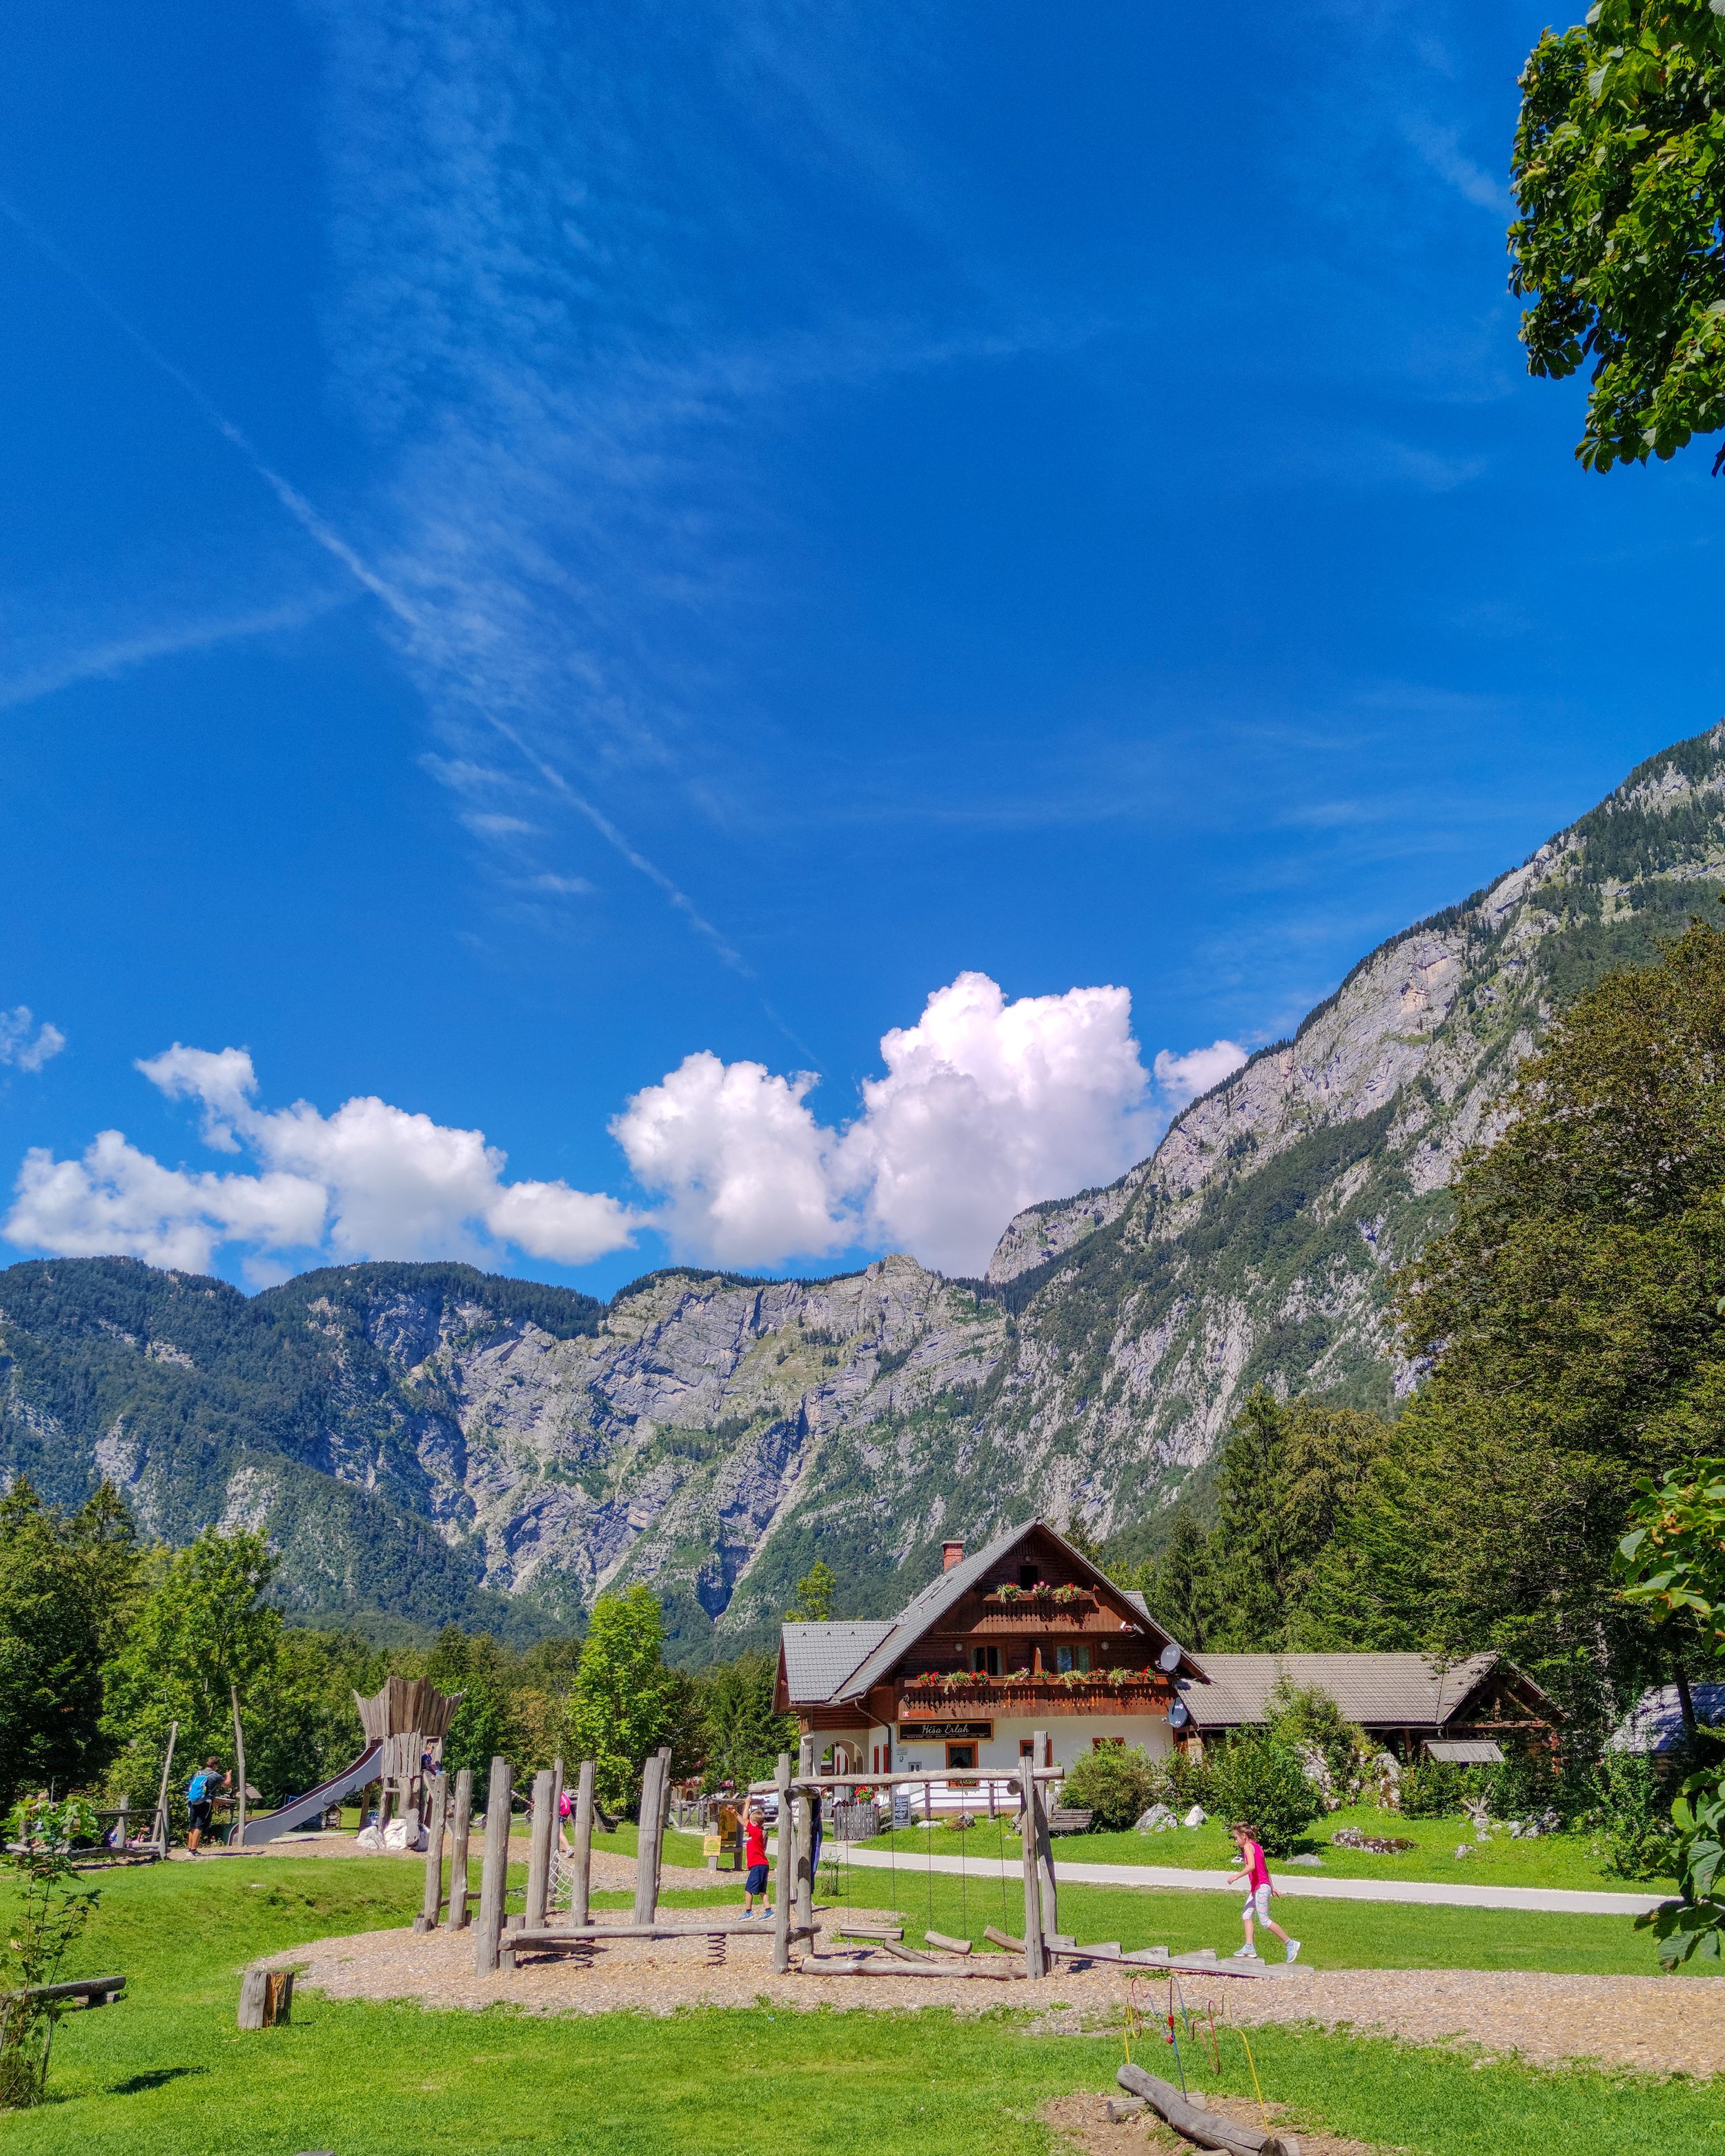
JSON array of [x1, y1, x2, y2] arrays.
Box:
[[1183, 1804, 1208, 1828], [1134, 1805, 1176, 1833]]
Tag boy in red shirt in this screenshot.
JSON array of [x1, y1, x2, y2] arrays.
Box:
[[1227, 1821, 1301, 1963], [742, 1803, 772, 1917]]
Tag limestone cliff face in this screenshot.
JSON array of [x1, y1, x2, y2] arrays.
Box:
[[8, 726, 1725, 1650]]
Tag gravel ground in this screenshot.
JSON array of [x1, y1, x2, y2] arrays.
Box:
[[266, 1923, 1725, 2076]]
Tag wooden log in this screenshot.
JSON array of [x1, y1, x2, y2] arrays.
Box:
[[874, 1937, 940, 1964], [473, 1754, 512, 1975], [230, 1683, 248, 1848], [923, 1929, 972, 1955], [447, 1768, 473, 1932], [524, 1768, 555, 1930], [1032, 1730, 1058, 1941], [237, 1968, 294, 2030], [1048, 1941, 1121, 1961], [1107, 2099, 1149, 2124], [771, 1753, 794, 1975], [804, 1957, 1025, 1981], [569, 1758, 595, 1928], [1017, 1761, 1047, 1979], [831, 1921, 904, 1941], [1117, 2065, 1299, 2156], [14, 1975, 125, 2008], [415, 1772, 449, 1932], [504, 1919, 819, 1948], [984, 1923, 1024, 1952], [632, 1752, 665, 1925], [793, 1785, 814, 1937], [651, 1744, 672, 1912], [152, 1719, 178, 1857]]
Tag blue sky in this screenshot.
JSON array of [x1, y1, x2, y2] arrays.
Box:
[[1, 1, 1720, 1295]]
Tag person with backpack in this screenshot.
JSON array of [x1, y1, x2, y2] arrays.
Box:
[[186, 1757, 230, 1855]]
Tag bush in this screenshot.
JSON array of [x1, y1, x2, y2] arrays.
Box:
[[1589, 1751, 1679, 1881], [1397, 1759, 1463, 1817], [1206, 1734, 1323, 1855], [1059, 1744, 1163, 1830], [1264, 1682, 1379, 1810]]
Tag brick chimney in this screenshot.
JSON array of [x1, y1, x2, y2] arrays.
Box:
[[942, 1539, 965, 1571]]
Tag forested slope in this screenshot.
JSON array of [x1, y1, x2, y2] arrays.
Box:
[[6, 724, 1725, 1652]]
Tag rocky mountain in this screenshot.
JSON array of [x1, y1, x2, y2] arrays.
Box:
[[6, 724, 1725, 1654]]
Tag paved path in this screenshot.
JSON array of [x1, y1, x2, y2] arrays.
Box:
[[833, 1843, 1672, 1917]]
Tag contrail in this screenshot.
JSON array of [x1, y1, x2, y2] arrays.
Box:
[[0, 194, 751, 977]]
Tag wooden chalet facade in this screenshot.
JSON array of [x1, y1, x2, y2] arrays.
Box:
[[774, 1520, 1206, 1778]]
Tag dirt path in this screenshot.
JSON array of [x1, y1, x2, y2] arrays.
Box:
[[267, 1923, 1725, 2077]]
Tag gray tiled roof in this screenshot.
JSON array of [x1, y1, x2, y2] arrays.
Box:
[[780, 1622, 894, 1706], [1183, 1652, 1508, 1731]]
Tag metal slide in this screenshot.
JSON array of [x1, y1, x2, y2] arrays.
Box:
[[236, 1742, 382, 1846]]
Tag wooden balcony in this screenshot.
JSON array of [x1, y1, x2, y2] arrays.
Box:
[[896, 1673, 1172, 1719]]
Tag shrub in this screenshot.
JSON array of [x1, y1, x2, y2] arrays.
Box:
[[1059, 1744, 1163, 1830], [1206, 1734, 1322, 1855], [1263, 1682, 1379, 1810], [1590, 1751, 1679, 1881], [0, 1797, 102, 2108], [1398, 1759, 1463, 1818]]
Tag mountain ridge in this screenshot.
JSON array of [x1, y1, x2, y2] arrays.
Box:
[[6, 721, 1725, 1654]]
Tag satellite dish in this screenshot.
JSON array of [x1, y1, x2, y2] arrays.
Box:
[[1167, 1699, 1190, 1729], [1158, 1643, 1182, 1673]]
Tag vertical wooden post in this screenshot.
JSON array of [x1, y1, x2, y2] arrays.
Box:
[[230, 1683, 248, 1847], [1018, 1760, 1046, 1978], [632, 1750, 665, 1923], [524, 1768, 555, 1929], [448, 1768, 473, 1930], [474, 1754, 512, 1975], [415, 1772, 449, 1932], [152, 1720, 179, 1857], [1032, 1730, 1058, 1942], [115, 1796, 129, 1852], [652, 1745, 672, 1912], [570, 1758, 595, 1928], [771, 1753, 794, 1972]]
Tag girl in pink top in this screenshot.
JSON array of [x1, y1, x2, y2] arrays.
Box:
[[1227, 1823, 1301, 1964]]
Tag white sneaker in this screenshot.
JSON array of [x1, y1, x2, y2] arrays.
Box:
[[1284, 1939, 1301, 1964], [1231, 1945, 1261, 1960]]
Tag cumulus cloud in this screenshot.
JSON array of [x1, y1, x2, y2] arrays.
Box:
[[613, 972, 1163, 1277], [1152, 1038, 1249, 1110], [611, 1052, 847, 1267], [4, 985, 1256, 1283], [3, 1049, 640, 1275], [0, 1007, 66, 1074], [838, 973, 1155, 1276]]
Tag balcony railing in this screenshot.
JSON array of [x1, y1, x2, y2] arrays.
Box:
[[899, 1670, 1167, 1704]]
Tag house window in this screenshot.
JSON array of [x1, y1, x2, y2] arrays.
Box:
[[1054, 1645, 1091, 1674], [872, 1741, 891, 1774], [972, 1645, 1001, 1676], [1018, 1562, 1041, 1588], [1092, 1737, 1124, 1752], [1019, 1738, 1035, 1759], [947, 1743, 976, 1771]]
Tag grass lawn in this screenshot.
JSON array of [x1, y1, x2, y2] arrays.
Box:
[[859, 1803, 1676, 1894], [10, 1857, 1722, 2156]]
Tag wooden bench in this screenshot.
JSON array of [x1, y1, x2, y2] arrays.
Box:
[[1045, 1807, 1094, 1834], [8, 1975, 125, 2010]]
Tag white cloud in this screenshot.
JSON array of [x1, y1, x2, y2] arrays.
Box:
[[1401, 115, 1511, 216], [4, 1050, 640, 1274], [611, 1052, 847, 1268], [1152, 1039, 1249, 1110], [5, 991, 1258, 1285], [0, 1008, 66, 1074], [613, 972, 1159, 1277], [6, 1131, 326, 1273], [839, 973, 1154, 1276]]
